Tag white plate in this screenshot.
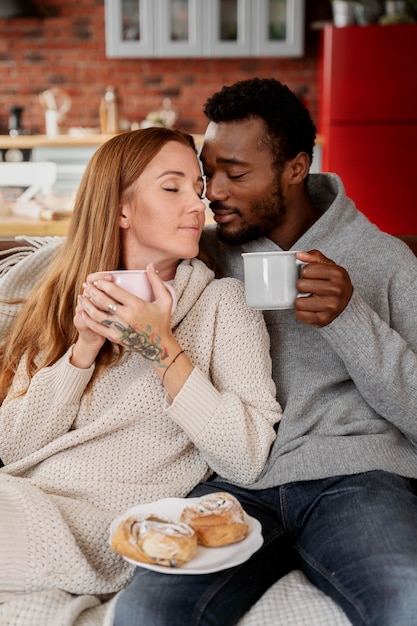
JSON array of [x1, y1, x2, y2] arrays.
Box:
[[109, 497, 263, 575]]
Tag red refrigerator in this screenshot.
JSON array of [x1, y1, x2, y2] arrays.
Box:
[[319, 24, 417, 234]]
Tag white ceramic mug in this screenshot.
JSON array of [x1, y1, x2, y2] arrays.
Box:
[[97, 270, 177, 314], [242, 251, 309, 310]]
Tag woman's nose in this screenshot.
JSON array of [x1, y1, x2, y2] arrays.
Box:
[[190, 196, 206, 213]]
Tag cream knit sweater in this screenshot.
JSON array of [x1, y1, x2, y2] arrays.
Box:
[[0, 242, 280, 597]]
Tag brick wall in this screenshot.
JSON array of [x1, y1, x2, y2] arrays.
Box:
[[0, 0, 326, 136]]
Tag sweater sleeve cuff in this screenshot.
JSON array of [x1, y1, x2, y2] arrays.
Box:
[[165, 367, 221, 438], [38, 346, 95, 406], [319, 289, 372, 346]]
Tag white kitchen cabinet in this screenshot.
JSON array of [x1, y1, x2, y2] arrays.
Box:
[[105, 0, 304, 58], [105, 0, 155, 57], [252, 0, 305, 57], [202, 0, 252, 58], [156, 0, 203, 57]]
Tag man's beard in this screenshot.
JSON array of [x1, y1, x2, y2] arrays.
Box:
[[213, 188, 286, 246]]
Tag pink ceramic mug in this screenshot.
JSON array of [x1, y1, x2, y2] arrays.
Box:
[[97, 270, 177, 314]]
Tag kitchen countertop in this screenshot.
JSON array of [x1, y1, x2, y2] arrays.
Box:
[[0, 214, 70, 236]]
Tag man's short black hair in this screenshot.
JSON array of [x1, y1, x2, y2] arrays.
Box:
[[204, 77, 316, 167]]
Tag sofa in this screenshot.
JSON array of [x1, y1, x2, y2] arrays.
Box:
[[1, 233, 416, 626]]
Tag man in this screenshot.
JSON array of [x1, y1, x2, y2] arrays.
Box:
[[114, 78, 417, 626]]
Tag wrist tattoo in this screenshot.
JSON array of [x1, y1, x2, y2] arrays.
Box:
[[102, 320, 168, 365]]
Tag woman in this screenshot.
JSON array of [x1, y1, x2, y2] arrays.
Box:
[[0, 128, 280, 598]]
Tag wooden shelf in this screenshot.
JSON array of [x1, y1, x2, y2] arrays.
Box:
[[0, 133, 117, 149]]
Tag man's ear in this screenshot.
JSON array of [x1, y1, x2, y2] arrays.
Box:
[[287, 152, 310, 184]]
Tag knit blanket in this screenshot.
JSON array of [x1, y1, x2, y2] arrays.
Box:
[[0, 570, 351, 626]]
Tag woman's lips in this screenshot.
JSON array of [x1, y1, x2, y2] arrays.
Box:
[[180, 225, 201, 235]]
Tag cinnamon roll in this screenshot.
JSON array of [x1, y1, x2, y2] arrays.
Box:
[[111, 514, 198, 568], [180, 492, 249, 547]]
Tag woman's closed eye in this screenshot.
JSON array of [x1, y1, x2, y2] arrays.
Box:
[[162, 185, 204, 199]]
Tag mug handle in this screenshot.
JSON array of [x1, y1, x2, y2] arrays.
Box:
[[295, 259, 312, 299]]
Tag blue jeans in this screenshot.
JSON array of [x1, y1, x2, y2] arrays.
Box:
[[114, 471, 417, 626]]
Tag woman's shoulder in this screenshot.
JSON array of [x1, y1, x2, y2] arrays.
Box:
[[200, 271, 255, 315]]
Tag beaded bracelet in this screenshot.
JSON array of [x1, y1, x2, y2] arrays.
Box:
[[162, 349, 185, 385]]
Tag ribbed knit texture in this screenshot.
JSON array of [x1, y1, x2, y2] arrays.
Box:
[[201, 172, 417, 489], [0, 251, 281, 595], [0, 480, 31, 592]]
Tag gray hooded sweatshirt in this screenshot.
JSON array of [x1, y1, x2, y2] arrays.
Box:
[[201, 173, 417, 488]]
